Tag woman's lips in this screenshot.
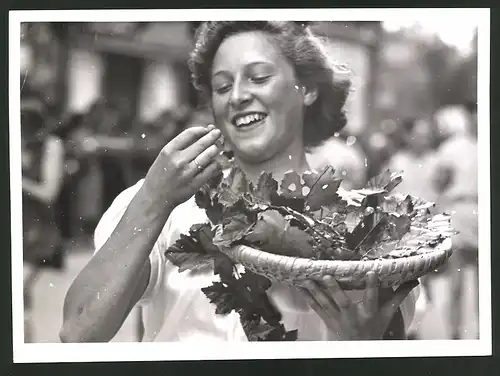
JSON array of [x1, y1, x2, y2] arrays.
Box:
[[232, 116, 267, 133], [231, 112, 268, 127]]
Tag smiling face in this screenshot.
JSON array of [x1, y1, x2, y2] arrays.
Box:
[[210, 31, 309, 164]]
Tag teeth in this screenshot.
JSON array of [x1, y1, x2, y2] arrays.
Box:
[[234, 113, 265, 127]]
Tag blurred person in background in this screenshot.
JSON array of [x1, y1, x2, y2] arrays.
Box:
[[380, 118, 402, 152], [384, 117, 440, 203], [75, 99, 136, 228], [382, 116, 441, 339], [433, 105, 470, 147], [432, 102, 478, 339], [362, 129, 397, 180], [93, 100, 132, 217], [306, 131, 367, 189], [127, 106, 191, 185], [52, 113, 89, 245], [21, 87, 66, 342], [68, 102, 106, 238]]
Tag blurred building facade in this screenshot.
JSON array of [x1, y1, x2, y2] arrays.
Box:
[[374, 30, 433, 123], [22, 22, 195, 122], [66, 22, 195, 121], [372, 26, 476, 128]]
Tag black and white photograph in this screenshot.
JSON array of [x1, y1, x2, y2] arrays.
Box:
[[9, 8, 491, 363]]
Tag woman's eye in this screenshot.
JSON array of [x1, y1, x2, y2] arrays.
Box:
[[213, 84, 232, 95], [250, 76, 271, 84]]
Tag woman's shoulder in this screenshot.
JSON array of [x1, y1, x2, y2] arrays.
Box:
[[93, 180, 146, 251], [97, 178, 207, 226], [107, 179, 146, 212], [94, 179, 208, 251]]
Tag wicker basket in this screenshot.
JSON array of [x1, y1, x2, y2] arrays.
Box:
[[223, 238, 453, 290]]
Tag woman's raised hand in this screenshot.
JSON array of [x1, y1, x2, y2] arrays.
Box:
[[142, 124, 223, 208], [302, 272, 419, 340]]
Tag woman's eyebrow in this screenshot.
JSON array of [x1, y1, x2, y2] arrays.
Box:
[[211, 70, 230, 79], [212, 61, 275, 79]]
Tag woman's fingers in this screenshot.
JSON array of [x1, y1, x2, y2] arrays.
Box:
[[162, 126, 222, 175], [182, 128, 222, 159], [189, 160, 222, 189], [302, 287, 327, 314], [322, 275, 351, 310], [379, 280, 419, 327], [304, 280, 340, 317], [362, 272, 379, 317], [168, 126, 212, 151], [191, 144, 221, 169], [184, 140, 222, 177], [301, 287, 341, 334]]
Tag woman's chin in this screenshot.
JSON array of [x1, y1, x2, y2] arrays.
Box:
[[234, 147, 273, 164], [231, 140, 273, 163]]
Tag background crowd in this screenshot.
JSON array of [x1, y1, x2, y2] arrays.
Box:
[[19, 20, 479, 342]]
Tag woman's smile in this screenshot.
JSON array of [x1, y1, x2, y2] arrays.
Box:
[[231, 112, 268, 128], [230, 112, 268, 133]]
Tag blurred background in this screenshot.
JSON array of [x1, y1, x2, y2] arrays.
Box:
[[19, 20, 479, 343]]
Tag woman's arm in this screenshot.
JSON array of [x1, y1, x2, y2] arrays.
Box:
[[22, 135, 65, 205], [59, 126, 223, 343], [59, 185, 173, 343]]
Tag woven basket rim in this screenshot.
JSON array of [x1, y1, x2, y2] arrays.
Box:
[[229, 237, 453, 271]]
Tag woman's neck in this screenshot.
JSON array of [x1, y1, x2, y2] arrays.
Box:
[[234, 142, 310, 184]]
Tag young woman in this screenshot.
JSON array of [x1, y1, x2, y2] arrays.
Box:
[[61, 21, 419, 343], [22, 92, 66, 268]]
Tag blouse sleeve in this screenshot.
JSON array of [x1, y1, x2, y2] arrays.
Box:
[[92, 179, 168, 306], [92, 181, 210, 307]]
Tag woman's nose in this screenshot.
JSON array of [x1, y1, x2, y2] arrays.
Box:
[[229, 81, 252, 109]]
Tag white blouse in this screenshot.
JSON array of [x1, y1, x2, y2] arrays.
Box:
[[94, 179, 419, 342]]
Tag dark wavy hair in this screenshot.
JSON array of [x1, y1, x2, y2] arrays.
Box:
[[188, 21, 352, 149]]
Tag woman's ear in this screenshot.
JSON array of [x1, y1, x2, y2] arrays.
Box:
[[302, 85, 318, 107]]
